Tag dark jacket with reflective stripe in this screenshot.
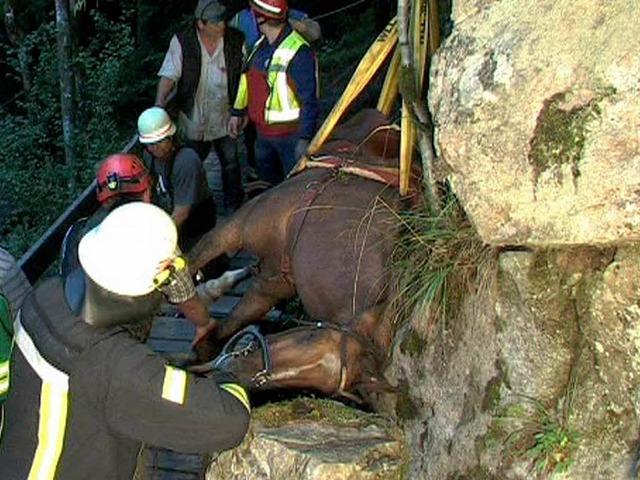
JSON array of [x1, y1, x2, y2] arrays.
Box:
[[0, 277, 250, 480], [175, 25, 245, 117]]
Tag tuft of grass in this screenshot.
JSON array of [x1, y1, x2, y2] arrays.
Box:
[[387, 188, 492, 336]]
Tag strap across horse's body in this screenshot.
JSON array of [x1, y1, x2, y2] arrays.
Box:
[[281, 170, 335, 284], [305, 156, 401, 189], [281, 155, 400, 283]]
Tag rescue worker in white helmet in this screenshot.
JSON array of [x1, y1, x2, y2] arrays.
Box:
[[0, 202, 250, 480], [138, 107, 216, 240], [138, 107, 227, 280], [60, 153, 217, 347]]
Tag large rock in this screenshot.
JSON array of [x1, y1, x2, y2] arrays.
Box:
[[388, 245, 640, 479], [206, 398, 405, 479], [429, 0, 640, 246]]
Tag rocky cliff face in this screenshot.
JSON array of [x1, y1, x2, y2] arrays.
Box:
[[390, 246, 640, 479], [207, 399, 405, 479], [430, 0, 640, 246], [382, 0, 640, 478]]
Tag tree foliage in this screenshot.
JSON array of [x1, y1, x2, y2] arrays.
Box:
[[0, 0, 394, 258], [0, 8, 150, 255]]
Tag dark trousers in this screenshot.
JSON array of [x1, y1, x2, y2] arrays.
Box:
[[244, 121, 257, 170], [255, 132, 299, 187], [186, 136, 244, 210]]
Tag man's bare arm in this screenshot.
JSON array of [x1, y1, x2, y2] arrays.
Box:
[[155, 77, 176, 107], [172, 204, 191, 228]]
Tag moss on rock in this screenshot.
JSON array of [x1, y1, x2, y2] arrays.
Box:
[[528, 88, 615, 186], [253, 397, 389, 430]]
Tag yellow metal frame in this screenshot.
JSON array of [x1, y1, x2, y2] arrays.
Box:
[[294, 5, 442, 195]]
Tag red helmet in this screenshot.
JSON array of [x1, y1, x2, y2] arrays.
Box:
[[96, 154, 152, 203], [250, 0, 288, 21]]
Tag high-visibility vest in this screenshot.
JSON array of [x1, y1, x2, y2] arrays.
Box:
[[13, 316, 70, 479], [235, 30, 309, 124], [0, 295, 12, 402]]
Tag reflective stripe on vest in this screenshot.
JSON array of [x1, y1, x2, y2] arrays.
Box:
[[14, 315, 69, 480], [233, 73, 249, 111], [0, 361, 9, 397], [162, 365, 187, 404], [265, 32, 308, 123], [233, 32, 309, 124], [219, 383, 251, 412]]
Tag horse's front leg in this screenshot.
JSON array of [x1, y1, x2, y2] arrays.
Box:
[[217, 275, 296, 340], [187, 214, 246, 275]]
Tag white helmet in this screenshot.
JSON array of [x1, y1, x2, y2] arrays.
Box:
[[137, 107, 177, 144], [78, 202, 178, 296]]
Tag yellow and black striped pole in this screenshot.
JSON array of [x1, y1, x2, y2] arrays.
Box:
[[399, 0, 429, 196]]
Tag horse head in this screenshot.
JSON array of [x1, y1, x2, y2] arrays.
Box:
[[202, 318, 396, 406]]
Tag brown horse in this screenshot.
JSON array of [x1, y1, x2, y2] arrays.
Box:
[[187, 109, 418, 403]]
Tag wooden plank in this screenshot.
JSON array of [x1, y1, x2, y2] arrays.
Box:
[[142, 469, 200, 480], [147, 338, 193, 354], [144, 449, 205, 472], [229, 251, 258, 267], [230, 278, 253, 296], [210, 296, 241, 317]]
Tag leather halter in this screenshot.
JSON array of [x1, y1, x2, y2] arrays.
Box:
[[290, 318, 375, 403], [191, 325, 273, 387]]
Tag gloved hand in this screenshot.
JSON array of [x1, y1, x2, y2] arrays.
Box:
[[294, 138, 310, 161]]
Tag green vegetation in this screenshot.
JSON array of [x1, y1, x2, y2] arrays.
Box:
[[394, 380, 420, 422], [528, 88, 615, 186], [253, 397, 389, 430], [0, 9, 147, 255], [398, 328, 425, 357], [0, 3, 382, 258], [387, 189, 491, 337], [496, 396, 581, 478]]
